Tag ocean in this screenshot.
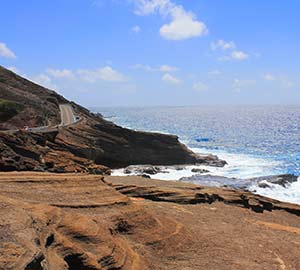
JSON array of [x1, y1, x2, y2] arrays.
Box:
[[94, 105, 300, 204]]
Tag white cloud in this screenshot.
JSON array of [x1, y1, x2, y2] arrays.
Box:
[[30, 66, 127, 89], [211, 39, 250, 61], [47, 68, 74, 79], [217, 55, 231, 62], [263, 74, 276, 81], [7, 66, 20, 74], [218, 51, 249, 62], [159, 64, 178, 72], [132, 64, 178, 72], [131, 25, 141, 33], [32, 74, 57, 90], [262, 74, 293, 89], [281, 78, 293, 89], [211, 39, 236, 51], [232, 78, 256, 91], [131, 64, 153, 71], [132, 0, 208, 40], [193, 82, 208, 92], [231, 50, 249, 61], [253, 52, 262, 58], [208, 70, 222, 76], [162, 73, 181, 85], [77, 66, 126, 82], [159, 8, 208, 40], [0, 42, 16, 59]]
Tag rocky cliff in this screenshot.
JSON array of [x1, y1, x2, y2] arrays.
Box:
[[0, 66, 226, 172]]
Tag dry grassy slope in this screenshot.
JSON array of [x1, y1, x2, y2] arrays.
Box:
[[0, 172, 300, 270]]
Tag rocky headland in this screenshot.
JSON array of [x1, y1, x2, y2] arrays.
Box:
[[0, 66, 226, 173]]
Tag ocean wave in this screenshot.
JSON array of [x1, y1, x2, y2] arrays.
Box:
[[190, 147, 283, 179], [249, 177, 300, 204]]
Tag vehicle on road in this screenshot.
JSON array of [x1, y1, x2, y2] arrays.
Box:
[[21, 126, 29, 131]]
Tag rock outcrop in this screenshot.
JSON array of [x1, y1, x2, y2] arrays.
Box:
[[179, 173, 299, 191], [249, 174, 299, 188], [1, 172, 300, 270], [123, 165, 168, 175], [0, 130, 110, 174]]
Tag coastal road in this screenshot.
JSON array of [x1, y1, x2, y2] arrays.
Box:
[[1, 104, 79, 134], [59, 104, 76, 126]]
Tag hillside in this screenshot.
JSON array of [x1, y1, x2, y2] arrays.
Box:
[[0, 66, 226, 173], [0, 66, 68, 130]]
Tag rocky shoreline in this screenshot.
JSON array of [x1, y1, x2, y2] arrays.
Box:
[[116, 163, 299, 188]]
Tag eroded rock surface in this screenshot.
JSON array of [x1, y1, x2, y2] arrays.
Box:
[[1, 172, 300, 270]]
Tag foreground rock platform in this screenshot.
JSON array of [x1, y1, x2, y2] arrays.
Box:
[[0, 172, 300, 270]]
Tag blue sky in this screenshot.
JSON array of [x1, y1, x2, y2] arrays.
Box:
[[0, 0, 300, 106]]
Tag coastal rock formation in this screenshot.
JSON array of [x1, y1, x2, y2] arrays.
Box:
[[179, 174, 249, 189], [108, 176, 300, 215], [191, 168, 210, 173], [124, 165, 168, 175], [1, 172, 300, 270], [250, 174, 299, 188], [0, 130, 110, 174], [0, 66, 226, 172], [179, 173, 299, 191]]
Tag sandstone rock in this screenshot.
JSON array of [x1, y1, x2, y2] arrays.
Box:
[[1, 172, 300, 270]]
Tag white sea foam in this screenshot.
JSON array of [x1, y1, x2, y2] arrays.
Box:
[[111, 146, 300, 204], [248, 177, 300, 204], [112, 147, 281, 180], [190, 147, 283, 179]]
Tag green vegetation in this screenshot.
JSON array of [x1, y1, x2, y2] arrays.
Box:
[[0, 99, 24, 122]]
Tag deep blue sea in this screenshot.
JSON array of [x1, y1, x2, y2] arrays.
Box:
[[94, 106, 300, 203]]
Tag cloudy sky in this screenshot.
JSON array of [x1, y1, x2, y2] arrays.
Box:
[[1, 0, 300, 106]]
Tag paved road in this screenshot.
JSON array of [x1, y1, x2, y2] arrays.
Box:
[[59, 104, 76, 126], [1, 104, 79, 134]]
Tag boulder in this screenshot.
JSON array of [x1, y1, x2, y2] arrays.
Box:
[[250, 174, 298, 188], [191, 168, 210, 173], [124, 165, 167, 175]]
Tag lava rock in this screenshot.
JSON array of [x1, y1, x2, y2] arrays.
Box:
[[124, 165, 167, 175], [250, 174, 298, 188], [191, 168, 210, 173]]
